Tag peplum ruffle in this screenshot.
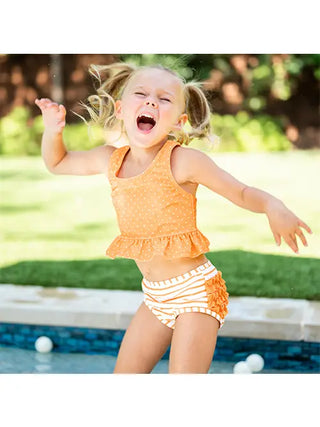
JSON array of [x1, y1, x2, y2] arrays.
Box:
[[105, 229, 210, 261]]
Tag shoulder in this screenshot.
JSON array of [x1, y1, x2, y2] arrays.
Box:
[[97, 143, 118, 175], [92, 143, 117, 158], [171, 143, 208, 163], [104, 143, 118, 156], [171, 144, 212, 184]]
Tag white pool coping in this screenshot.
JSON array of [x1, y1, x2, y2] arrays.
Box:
[[0, 284, 319, 342]]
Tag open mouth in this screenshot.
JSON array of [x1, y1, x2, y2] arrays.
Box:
[[136, 113, 157, 132]]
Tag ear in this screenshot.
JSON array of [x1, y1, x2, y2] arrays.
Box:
[[172, 113, 188, 131], [114, 100, 123, 119]]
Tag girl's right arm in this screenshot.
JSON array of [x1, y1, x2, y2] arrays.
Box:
[[35, 98, 115, 176]]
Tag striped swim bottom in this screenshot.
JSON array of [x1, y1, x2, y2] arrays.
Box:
[[141, 260, 229, 329]]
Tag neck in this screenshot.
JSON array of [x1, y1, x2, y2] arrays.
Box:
[[127, 137, 168, 165]]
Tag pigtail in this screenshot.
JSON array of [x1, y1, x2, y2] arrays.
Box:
[[72, 62, 137, 132], [180, 82, 217, 147]]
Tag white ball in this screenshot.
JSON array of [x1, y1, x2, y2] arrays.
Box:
[[35, 336, 53, 353], [233, 361, 252, 374], [246, 354, 264, 372]]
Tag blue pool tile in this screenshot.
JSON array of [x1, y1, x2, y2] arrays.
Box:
[[287, 346, 302, 354], [105, 340, 118, 350], [2, 334, 13, 343], [310, 355, 320, 364], [264, 352, 278, 360], [84, 333, 98, 340], [13, 335, 25, 343], [58, 331, 71, 338]]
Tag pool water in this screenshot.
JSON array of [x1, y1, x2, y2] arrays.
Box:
[[0, 345, 300, 374], [1, 323, 319, 373]]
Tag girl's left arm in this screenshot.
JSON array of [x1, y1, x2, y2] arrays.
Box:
[[185, 148, 313, 254]]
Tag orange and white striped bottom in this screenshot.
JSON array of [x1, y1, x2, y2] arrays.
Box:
[[141, 260, 229, 329]]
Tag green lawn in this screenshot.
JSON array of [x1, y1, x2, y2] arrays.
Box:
[[1, 149, 319, 300]]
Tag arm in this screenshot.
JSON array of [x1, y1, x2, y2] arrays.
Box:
[[184, 148, 312, 254], [35, 98, 114, 175]]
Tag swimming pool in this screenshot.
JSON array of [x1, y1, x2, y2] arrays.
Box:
[[0, 345, 306, 374], [0, 322, 319, 373]]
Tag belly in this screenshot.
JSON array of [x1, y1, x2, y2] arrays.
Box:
[[135, 253, 208, 281]]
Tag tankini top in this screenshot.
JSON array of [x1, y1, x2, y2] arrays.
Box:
[[105, 139, 210, 261]]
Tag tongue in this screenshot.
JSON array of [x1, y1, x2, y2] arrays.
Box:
[[138, 122, 154, 131]]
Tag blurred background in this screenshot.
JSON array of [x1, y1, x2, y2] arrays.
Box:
[[0, 53, 319, 153], [0, 54, 319, 298]]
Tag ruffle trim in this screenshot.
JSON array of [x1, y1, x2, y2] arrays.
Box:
[[105, 230, 210, 261], [204, 271, 229, 321]]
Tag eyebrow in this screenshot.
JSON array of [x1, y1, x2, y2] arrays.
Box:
[[133, 85, 175, 97]]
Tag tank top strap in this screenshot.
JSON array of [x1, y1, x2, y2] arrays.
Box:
[[107, 145, 130, 183], [152, 139, 180, 174]]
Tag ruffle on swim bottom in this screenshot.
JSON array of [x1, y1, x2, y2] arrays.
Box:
[[204, 271, 229, 319], [105, 229, 210, 261]]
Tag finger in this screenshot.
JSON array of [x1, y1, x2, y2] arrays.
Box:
[[58, 105, 66, 116], [295, 229, 308, 247], [45, 102, 60, 111], [35, 99, 51, 110], [38, 99, 57, 108], [284, 235, 299, 254], [297, 219, 313, 234], [46, 101, 59, 107], [35, 99, 43, 109], [291, 233, 298, 249], [37, 98, 53, 106], [272, 230, 281, 246]]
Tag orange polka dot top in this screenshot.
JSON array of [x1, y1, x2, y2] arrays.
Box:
[[105, 139, 210, 261]]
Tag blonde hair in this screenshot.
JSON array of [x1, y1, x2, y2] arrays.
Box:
[[75, 62, 216, 147]]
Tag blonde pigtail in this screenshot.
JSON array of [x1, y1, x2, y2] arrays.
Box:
[[73, 62, 137, 132], [182, 82, 217, 146]]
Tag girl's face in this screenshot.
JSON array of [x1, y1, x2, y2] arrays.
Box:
[[115, 68, 188, 147]]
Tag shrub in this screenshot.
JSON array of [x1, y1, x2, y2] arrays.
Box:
[[210, 112, 292, 152], [0, 107, 40, 155], [0, 107, 292, 156]]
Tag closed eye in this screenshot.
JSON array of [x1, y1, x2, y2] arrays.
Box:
[[160, 98, 171, 102], [135, 92, 146, 96]]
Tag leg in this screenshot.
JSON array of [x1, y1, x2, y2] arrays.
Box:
[[168, 312, 220, 373], [113, 302, 173, 373]]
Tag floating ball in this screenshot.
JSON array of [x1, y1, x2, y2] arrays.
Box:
[[35, 336, 53, 353], [233, 361, 252, 374], [246, 354, 264, 372]]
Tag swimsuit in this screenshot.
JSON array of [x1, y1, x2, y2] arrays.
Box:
[[106, 139, 229, 327]]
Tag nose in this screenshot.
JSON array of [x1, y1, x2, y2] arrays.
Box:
[[144, 99, 158, 109]]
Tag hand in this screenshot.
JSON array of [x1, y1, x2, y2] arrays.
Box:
[[266, 199, 313, 254], [35, 98, 66, 133]]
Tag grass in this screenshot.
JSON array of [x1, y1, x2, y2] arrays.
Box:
[[1, 149, 319, 300], [1, 251, 319, 300]]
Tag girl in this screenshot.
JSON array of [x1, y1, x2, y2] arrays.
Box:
[[35, 62, 312, 374]]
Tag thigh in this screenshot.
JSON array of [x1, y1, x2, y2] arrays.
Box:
[[113, 302, 173, 373], [169, 312, 220, 374]]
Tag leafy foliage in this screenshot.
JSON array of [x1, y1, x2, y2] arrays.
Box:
[[121, 54, 320, 112], [211, 112, 291, 152], [0, 106, 293, 155]]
